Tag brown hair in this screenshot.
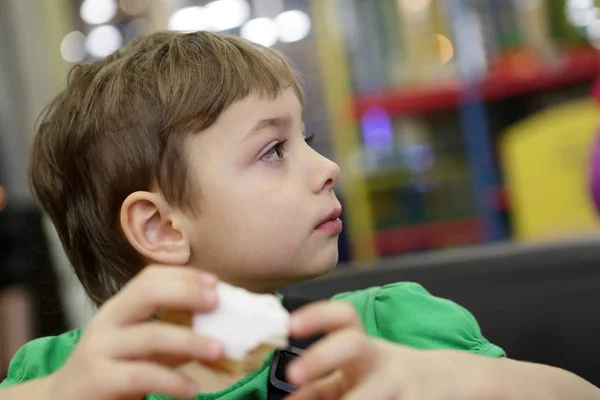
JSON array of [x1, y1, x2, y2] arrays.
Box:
[[30, 31, 303, 307]]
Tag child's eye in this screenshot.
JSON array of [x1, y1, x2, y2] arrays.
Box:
[[261, 140, 287, 163]]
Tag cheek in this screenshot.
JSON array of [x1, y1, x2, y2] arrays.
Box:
[[231, 171, 304, 224], [240, 189, 305, 238], [195, 166, 312, 260], [222, 181, 307, 252]]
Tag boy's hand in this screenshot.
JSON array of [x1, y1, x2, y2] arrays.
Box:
[[286, 302, 490, 400], [46, 265, 225, 400]]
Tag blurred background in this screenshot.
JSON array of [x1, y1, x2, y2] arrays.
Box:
[[4, 0, 600, 386]]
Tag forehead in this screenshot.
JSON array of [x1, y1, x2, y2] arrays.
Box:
[[214, 88, 303, 131]]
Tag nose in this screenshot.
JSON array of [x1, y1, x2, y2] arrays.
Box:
[[311, 151, 340, 193]]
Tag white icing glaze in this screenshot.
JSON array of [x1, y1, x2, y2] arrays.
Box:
[[192, 282, 290, 360]]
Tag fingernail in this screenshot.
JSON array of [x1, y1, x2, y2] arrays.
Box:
[[206, 340, 223, 359], [187, 381, 199, 396], [201, 273, 218, 286]]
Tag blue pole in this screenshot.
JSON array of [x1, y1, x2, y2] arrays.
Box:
[[446, 0, 507, 241]]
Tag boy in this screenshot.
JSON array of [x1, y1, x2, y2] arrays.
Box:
[[0, 31, 598, 399]]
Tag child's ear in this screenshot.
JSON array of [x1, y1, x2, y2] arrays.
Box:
[[120, 191, 190, 265]]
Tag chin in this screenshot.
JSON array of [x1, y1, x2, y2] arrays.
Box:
[[305, 250, 339, 279], [280, 254, 336, 286]]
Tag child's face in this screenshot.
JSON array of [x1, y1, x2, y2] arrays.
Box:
[[182, 88, 341, 292]]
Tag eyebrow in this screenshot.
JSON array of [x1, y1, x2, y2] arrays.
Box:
[[246, 114, 293, 137]]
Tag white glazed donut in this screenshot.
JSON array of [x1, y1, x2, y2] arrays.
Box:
[[193, 281, 290, 361], [161, 281, 290, 384]]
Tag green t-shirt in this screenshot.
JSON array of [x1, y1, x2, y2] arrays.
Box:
[[0, 283, 505, 399]]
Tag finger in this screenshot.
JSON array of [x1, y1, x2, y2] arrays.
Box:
[[106, 361, 200, 399], [101, 266, 219, 326], [286, 370, 349, 400], [110, 322, 224, 364], [287, 329, 370, 386], [290, 301, 362, 339]]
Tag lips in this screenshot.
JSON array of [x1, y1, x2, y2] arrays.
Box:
[[315, 206, 343, 233]]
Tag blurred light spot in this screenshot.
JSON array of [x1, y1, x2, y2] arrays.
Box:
[[80, 0, 118, 25], [569, 0, 593, 9], [168, 6, 207, 32], [275, 10, 311, 43], [401, 0, 431, 13], [61, 31, 87, 63], [566, 0, 596, 27], [121, 0, 150, 16], [587, 18, 600, 48], [567, 9, 588, 27], [206, 0, 250, 31], [86, 25, 123, 58], [436, 34, 454, 64], [240, 18, 278, 48], [361, 108, 393, 150], [570, 7, 598, 27]]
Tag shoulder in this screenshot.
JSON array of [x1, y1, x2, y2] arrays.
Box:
[[332, 282, 505, 357], [0, 329, 84, 387]]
